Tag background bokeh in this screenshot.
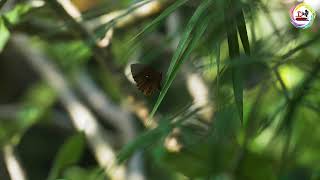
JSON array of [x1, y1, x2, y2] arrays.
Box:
[[0, 0, 319, 179]]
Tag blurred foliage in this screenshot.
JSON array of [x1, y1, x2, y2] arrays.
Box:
[[46, 40, 91, 70], [0, 3, 31, 51], [0, 83, 56, 146], [48, 132, 86, 180], [0, 0, 320, 179], [0, 17, 10, 51]]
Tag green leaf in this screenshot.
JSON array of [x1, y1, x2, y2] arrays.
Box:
[[118, 106, 199, 163], [232, 68, 244, 124], [158, 143, 212, 178], [0, 17, 10, 52], [48, 133, 86, 180], [212, 104, 240, 141], [19, 83, 56, 128], [117, 120, 171, 163], [123, 0, 188, 62], [165, 0, 212, 78], [148, 0, 213, 124], [47, 40, 91, 69], [4, 3, 31, 25], [0, 3, 31, 52], [130, 0, 188, 43], [212, 39, 221, 110], [224, 0, 243, 124], [237, 8, 251, 55]]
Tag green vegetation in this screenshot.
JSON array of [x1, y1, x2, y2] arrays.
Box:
[[0, 0, 319, 179]]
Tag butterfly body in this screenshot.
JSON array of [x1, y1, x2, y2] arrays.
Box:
[[131, 64, 162, 96]]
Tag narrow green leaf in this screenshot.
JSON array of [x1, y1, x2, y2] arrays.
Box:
[[165, 0, 212, 79], [122, 0, 188, 66], [214, 40, 221, 110], [225, 1, 240, 58], [94, 0, 155, 40], [225, 0, 243, 123], [165, 17, 210, 99], [237, 8, 251, 55], [232, 66, 244, 124], [212, 104, 240, 141], [148, 0, 213, 124], [130, 0, 188, 43], [47, 133, 86, 180], [0, 17, 10, 52]]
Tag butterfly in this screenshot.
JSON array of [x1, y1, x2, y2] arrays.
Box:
[[131, 63, 162, 96]]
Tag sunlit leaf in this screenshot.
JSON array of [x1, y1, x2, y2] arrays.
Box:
[[0, 17, 10, 52], [4, 3, 31, 25]]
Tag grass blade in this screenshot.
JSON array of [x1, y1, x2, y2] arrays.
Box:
[[214, 40, 221, 110], [237, 8, 251, 55], [225, 0, 243, 123], [130, 0, 188, 43], [148, 0, 213, 125], [165, 0, 212, 78], [122, 0, 188, 66]]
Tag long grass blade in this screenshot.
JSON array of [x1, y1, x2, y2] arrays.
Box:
[[225, 0, 243, 124], [237, 8, 251, 55], [130, 0, 188, 43], [147, 0, 213, 125]]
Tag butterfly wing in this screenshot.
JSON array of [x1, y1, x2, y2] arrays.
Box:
[[134, 76, 156, 96], [131, 64, 145, 77], [143, 81, 158, 96], [131, 63, 162, 96], [133, 70, 151, 95]]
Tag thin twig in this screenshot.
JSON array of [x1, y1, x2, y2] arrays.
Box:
[[75, 70, 136, 143], [273, 32, 320, 68], [74, 70, 146, 180], [11, 34, 125, 180], [3, 144, 27, 180]]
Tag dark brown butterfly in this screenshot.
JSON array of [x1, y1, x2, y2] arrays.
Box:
[[131, 63, 162, 96]]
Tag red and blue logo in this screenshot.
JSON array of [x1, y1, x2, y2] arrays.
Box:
[[290, 3, 316, 29]]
